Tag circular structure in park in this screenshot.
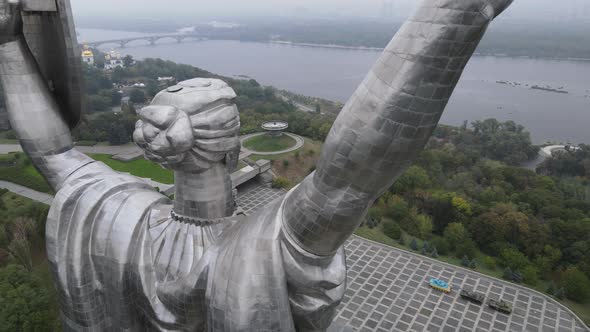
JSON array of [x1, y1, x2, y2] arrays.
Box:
[[240, 132, 305, 156], [262, 121, 289, 136], [243, 133, 298, 153]]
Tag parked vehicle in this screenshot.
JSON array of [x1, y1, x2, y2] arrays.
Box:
[[460, 289, 485, 304], [429, 278, 451, 293], [488, 299, 512, 314]]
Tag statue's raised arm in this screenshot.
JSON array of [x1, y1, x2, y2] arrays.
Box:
[[0, 0, 88, 191], [283, 0, 513, 256]]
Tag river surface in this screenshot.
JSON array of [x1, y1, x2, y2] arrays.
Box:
[[79, 28, 590, 144]]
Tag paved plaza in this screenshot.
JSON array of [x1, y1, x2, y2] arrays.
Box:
[[333, 238, 588, 332], [236, 184, 589, 332], [236, 180, 287, 215]]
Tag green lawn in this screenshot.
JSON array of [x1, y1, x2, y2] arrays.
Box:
[[249, 138, 322, 162], [243, 134, 296, 152], [0, 154, 52, 193], [0, 152, 174, 192], [90, 154, 174, 184], [248, 138, 323, 187], [0, 152, 252, 193], [355, 222, 515, 279], [91, 155, 249, 185], [0, 130, 18, 144], [562, 299, 590, 326]]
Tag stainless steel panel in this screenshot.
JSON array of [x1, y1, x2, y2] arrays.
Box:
[[22, 0, 57, 11]]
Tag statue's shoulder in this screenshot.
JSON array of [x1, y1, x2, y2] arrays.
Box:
[[54, 160, 168, 207], [48, 161, 170, 263]]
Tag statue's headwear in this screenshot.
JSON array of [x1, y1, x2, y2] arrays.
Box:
[[133, 78, 241, 172]]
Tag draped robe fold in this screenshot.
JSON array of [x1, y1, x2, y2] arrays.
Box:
[[47, 160, 346, 331]]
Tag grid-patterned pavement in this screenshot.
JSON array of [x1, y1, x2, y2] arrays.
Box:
[[333, 238, 588, 332], [236, 184, 589, 332], [237, 181, 286, 215]]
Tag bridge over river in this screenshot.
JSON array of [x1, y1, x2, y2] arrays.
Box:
[[87, 33, 206, 48]]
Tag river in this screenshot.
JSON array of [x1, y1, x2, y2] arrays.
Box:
[[79, 28, 590, 144]]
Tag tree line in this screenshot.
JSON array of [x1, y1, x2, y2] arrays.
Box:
[[368, 121, 590, 303], [0, 190, 58, 331], [76, 58, 336, 145]]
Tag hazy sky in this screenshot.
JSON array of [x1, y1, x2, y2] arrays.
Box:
[[70, 0, 590, 22]]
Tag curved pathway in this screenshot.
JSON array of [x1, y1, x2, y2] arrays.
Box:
[[540, 145, 571, 158], [240, 132, 304, 158], [0, 143, 141, 156], [0, 180, 53, 205], [520, 145, 576, 171]]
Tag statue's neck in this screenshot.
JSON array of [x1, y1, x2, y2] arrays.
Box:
[[173, 164, 235, 220]]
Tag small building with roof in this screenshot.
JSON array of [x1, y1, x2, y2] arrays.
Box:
[[81, 45, 94, 66], [261, 121, 288, 137], [104, 50, 125, 70]]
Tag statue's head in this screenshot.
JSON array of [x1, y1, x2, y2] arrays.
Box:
[[133, 78, 240, 173]]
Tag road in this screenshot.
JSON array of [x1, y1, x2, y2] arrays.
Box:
[[277, 94, 319, 113], [520, 145, 572, 171], [0, 143, 141, 156], [0, 180, 53, 205]]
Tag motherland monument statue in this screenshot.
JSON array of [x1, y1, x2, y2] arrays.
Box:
[[0, 0, 513, 330]]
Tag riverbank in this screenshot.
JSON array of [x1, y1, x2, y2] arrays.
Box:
[[269, 39, 590, 62], [79, 35, 590, 143]]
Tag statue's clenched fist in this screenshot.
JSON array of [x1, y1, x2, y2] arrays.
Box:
[[0, 0, 22, 44]]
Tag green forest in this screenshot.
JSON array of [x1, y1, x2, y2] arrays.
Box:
[[363, 122, 590, 309], [193, 20, 590, 59], [75, 57, 335, 146], [83, 17, 590, 59], [0, 191, 57, 331]]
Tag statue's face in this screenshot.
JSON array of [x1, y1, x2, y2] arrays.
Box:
[[133, 78, 241, 173]]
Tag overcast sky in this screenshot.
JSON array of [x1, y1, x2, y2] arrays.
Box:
[[70, 0, 590, 23]]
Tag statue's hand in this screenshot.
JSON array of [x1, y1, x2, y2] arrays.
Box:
[[0, 0, 22, 44]]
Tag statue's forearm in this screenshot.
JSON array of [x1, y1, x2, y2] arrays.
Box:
[[0, 38, 90, 190], [283, 0, 496, 256]]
